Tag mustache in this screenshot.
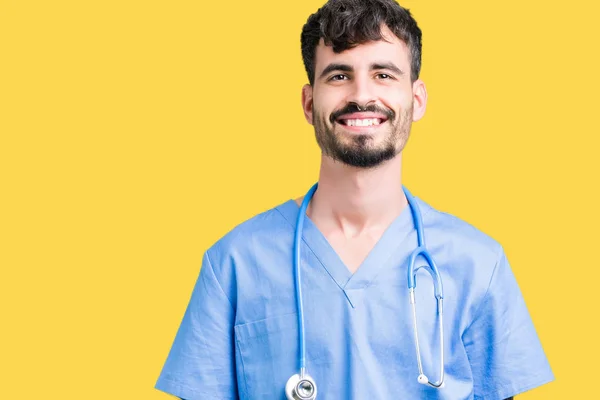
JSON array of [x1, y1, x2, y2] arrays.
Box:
[[329, 103, 395, 124]]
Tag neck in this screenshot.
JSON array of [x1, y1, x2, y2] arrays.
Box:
[[307, 153, 408, 234]]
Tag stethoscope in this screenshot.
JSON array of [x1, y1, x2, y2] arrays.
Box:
[[285, 183, 445, 400]]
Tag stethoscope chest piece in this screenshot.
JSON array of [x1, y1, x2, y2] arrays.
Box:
[[285, 373, 317, 400]]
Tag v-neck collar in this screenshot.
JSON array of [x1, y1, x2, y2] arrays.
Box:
[[275, 196, 423, 292]]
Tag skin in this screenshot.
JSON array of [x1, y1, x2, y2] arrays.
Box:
[[296, 25, 427, 274]]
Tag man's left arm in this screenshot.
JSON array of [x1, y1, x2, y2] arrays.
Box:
[[463, 248, 554, 399]]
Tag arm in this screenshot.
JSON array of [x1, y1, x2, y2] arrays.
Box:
[[463, 249, 554, 399], [154, 251, 238, 400]]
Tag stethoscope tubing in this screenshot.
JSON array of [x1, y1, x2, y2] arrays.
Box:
[[290, 183, 445, 397], [294, 183, 318, 373]]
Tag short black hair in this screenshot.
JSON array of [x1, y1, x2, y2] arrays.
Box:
[[301, 0, 422, 85]]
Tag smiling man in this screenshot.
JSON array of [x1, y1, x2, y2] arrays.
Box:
[[305, 27, 420, 173], [154, 1, 554, 399]]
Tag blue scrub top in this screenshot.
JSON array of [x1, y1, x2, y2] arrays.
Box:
[[155, 194, 554, 399]]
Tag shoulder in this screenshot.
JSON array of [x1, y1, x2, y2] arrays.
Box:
[[412, 195, 514, 329], [413, 195, 506, 301], [203, 199, 296, 273], [416, 195, 504, 263]]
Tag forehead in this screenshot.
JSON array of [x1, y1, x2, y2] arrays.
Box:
[[314, 26, 411, 74]]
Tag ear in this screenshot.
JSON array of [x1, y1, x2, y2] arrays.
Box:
[[411, 79, 428, 122], [301, 84, 314, 125]]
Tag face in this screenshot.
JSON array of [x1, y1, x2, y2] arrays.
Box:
[[302, 25, 427, 168]]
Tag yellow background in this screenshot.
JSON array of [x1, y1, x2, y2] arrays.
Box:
[[1, 0, 598, 398]]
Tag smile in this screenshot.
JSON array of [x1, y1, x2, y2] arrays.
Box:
[[335, 113, 389, 132], [338, 118, 383, 127], [334, 111, 390, 131]]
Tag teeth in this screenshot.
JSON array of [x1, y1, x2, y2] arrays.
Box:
[[345, 118, 381, 127]]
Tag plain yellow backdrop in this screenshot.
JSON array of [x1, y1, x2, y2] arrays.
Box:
[[1, 0, 599, 398]]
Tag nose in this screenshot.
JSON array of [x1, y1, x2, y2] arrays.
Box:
[[346, 75, 377, 108]]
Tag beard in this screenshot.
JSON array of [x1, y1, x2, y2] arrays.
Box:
[[313, 102, 413, 169]]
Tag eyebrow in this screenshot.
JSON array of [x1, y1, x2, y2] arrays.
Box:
[[371, 62, 404, 76], [319, 63, 353, 80], [318, 62, 405, 80]]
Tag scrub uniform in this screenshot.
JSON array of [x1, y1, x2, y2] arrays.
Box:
[[155, 195, 554, 399]]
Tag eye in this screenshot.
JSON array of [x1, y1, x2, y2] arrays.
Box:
[[376, 73, 393, 80], [329, 74, 348, 81]]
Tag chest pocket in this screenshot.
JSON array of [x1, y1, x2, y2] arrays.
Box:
[[234, 313, 299, 399]]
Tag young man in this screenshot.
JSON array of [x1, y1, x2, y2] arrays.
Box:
[[155, 0, 554, 398]]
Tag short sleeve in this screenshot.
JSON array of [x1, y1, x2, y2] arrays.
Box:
[[155, 251, 237, 400], [463, 249, 554, 399]]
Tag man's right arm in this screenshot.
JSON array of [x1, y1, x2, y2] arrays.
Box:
[[154, 251, 238, 399]]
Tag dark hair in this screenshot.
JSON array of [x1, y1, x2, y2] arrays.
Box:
[[301, 0, 422, 85]]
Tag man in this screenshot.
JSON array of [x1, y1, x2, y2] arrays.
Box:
[[155, 0, 554, 398]]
